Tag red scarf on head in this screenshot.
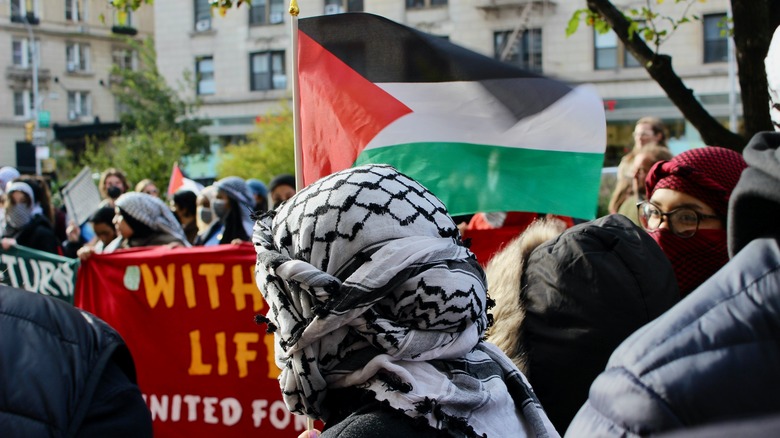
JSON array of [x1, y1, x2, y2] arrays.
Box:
[[648, 228, 728, 297], [645, 147, 747, 218]]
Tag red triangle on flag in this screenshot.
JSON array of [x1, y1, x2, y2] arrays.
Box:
[[167, 162, 184, 197], [298, 31, 413, 185]]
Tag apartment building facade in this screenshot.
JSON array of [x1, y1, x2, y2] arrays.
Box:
[[155, 0, 735, 177], [0, 0, 154, 173]]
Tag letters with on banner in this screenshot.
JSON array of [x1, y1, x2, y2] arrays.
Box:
[[75, 243, 308, 437]]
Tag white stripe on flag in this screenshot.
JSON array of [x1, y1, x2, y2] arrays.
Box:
[[365, 83, 606, 154]]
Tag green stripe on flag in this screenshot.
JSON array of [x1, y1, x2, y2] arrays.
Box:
[[355, 142, 604, 219]]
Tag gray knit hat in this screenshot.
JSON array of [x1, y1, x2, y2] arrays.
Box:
[[115, 192, 189, 245], [215, 176, 254, 210]]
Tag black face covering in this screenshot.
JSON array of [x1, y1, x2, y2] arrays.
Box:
[[107, 186, 122, 199]]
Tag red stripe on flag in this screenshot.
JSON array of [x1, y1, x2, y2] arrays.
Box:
[[298, 30, 413, 185]]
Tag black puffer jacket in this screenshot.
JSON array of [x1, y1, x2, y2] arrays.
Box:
[[566, 132, 780, 437], [520, 214, 679, 432], [0, 285, 152, 437]]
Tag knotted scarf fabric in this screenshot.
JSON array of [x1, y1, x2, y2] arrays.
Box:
[[253, 164, 557, 438]]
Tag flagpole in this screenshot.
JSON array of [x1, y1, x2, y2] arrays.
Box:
[[289, 0, 304, 192]]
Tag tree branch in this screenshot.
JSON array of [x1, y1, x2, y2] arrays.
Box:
[[587, 0, 746, 151]]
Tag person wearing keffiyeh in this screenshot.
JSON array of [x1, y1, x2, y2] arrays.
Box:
[[103, 192, 190, 252], [253, 164, 558, 438]]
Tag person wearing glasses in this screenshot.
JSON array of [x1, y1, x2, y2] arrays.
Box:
[[637, 146, 747, 296], [567, 25, 780, 436]]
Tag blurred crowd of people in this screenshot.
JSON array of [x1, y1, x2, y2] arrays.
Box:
[[3, 21, 780, 438], [0, 165, 298, 261]]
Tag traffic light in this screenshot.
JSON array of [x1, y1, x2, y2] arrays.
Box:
[[24, 121, 35, 142]]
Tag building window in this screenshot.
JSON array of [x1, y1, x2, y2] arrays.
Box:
[[66, 42, 90, 72], [249, 0, 285, 25], [65, 0, 85, 22], [196, 56, 215, 95], [703, 13, 728, 63], [112, 48, 137, 70], [13, 90, 33, 118], [323, 0, 363, 15], [594, 29, 640, 70], [194, 0, 212, 31], [495, 29, 543, 73], [12, 38, 40, 68], [10, 0, 39, 23], [406, 0, 446, 9], [68, 91, 91, 119], [250, 51, 286, 91]]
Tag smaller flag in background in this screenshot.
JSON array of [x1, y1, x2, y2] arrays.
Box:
[[167, 162, 203, 196]]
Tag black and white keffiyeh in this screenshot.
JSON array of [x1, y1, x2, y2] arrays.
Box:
[[253, 165, 557, 437], [115, 192, 190, 246]]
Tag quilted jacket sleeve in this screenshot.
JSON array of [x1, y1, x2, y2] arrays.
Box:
[[566, 238, 780, 437]]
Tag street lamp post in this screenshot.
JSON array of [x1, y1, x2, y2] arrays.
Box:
[[14, 0, 42, 175]]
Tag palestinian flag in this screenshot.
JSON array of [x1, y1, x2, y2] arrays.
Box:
[[297, 13, 606, 218]]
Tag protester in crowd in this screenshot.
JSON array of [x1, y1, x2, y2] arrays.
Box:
[[609, 117, 669, 215], [79, 193, 188, 259], [268, 173, 296, 209], [195, 185, 217, 235], [134, 179, 160, 198], [0, 181, 60, 254], [171, 189, 199, 245], [0, 285, 153, 437], [65, 207, 117, 259], [194, 176, 254, 246], [616, 145, 674, 224], [98, 168, 130, 208], [639, 146, 747, 296], [566, 27, 780, 437], [486, 214, 679, 432], [253, 164, 557, 437], [107, 192, 189, 251], [0, 167, 17, 232], [246, 178, 268, 214]]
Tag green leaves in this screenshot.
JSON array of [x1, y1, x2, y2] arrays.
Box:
[[216, 102, 295, 182]]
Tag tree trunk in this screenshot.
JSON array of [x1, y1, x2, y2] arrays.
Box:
[[586, 0, 746, 151], [731, 0, 773, 138]]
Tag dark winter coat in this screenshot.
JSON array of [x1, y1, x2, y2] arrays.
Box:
[[520, 214, 679, 432], [0, 285, 152, 437], [15, 214, 60, 254]]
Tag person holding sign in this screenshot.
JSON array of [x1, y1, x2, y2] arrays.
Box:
[[253, 165, 557, 437]]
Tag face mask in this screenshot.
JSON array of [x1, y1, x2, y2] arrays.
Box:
[[198, 206, 213, 225], [212, 199, 229, 221], [649, 228, 728, 297], [5, 204, 33, 231], [107, 186, 122, 199]]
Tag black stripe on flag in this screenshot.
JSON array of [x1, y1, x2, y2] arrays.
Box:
[[299, 13, 574, 122]]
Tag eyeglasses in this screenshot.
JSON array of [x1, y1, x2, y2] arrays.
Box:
[[637, 201, 721, 238]]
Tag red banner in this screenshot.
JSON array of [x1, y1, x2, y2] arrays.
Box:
[[75, 243, 306, 437]]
